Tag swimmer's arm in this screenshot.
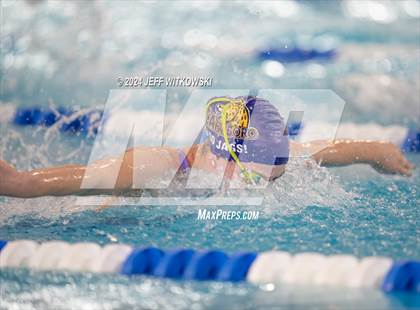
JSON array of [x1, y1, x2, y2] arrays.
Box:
[[292, 140, 414, 176], [0, 147, 181, 198]]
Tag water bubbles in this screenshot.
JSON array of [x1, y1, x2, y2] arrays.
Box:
[[191, 0, 220, 11], [28, 52, 50, 70], [161, 32, 179, 49], [183, 29, 218, 50], [106, 233, 118, 243], [1, 0, 16, 7], [165, 51, 185, 67], [343, 0, 397, 23], [271, 0, 300, 18], [77, 30, 92, 47], [37, 18, 56, 37], [193, 52, 212, 69], [261, 60, 285, 78], [124, 46, 142, 63], [312, 35, 338, 53], [306, 63, 326, 79], [378, 58, 393, 73], [402, 0, 420, 17], [16, 36, 31, 53], [367, 1, 397, 23], [183, 29, 202, 47], [1, 0, 418, 115], [3, 54, 15, 70], [0, 35, 13, 53], [248, 0, 299, 18], [200, 34, 218, 50], [102, 40, 119, 55], [261, 283, 276, 291], [335, 74, 419, 123], [296, 35, 313, 51]]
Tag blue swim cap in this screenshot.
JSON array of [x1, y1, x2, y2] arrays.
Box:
[[203, 96, 289, 166]]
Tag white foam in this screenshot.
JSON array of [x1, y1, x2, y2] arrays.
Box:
[[0, 240, 39, 268]]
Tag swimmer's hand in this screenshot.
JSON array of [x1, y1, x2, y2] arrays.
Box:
[[369, 142, 414, 176], [312, 140, 414, 176]]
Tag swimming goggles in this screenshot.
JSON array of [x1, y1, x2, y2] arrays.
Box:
[[206, 97, 263, 185]]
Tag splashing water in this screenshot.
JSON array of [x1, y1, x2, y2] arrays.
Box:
[[1, 1, 419, 309]]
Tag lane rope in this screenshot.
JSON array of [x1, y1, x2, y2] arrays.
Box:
[[0, 239, 418, 293], [3, 105, 418, 152]]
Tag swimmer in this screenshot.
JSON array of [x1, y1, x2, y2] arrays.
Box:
[[0, 96, 414, 198]]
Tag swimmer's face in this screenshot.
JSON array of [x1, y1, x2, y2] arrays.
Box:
[[198, 143, 285, 182]]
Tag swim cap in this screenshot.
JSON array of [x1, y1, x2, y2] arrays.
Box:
[[203, 96, 289, 166]]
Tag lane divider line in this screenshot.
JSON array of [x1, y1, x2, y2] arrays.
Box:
[[0, 239, 418, 293]]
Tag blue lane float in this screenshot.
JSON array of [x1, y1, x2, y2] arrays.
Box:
[[0, 240, 7, 251], [257, 46, 337, 63], [6, 105, 304, 141], [401, 128, 420, 153], [183, 250, 228, 281], [382, 261, 420, 293], [153, 249, 195, 279], [12, 106, 103, 135], [0, 239, 419, 293], [121, 247, 164, 276], [216, 252, 257, 282]]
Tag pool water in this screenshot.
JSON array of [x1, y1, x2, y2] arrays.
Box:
[[1, 0, 419, 309], [0, 127, 419, 309]]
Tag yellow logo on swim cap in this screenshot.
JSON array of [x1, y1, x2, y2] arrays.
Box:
[[205, 97, 259, 140]]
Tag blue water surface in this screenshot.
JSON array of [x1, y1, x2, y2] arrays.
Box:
[[1, 0, 419, 309]]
